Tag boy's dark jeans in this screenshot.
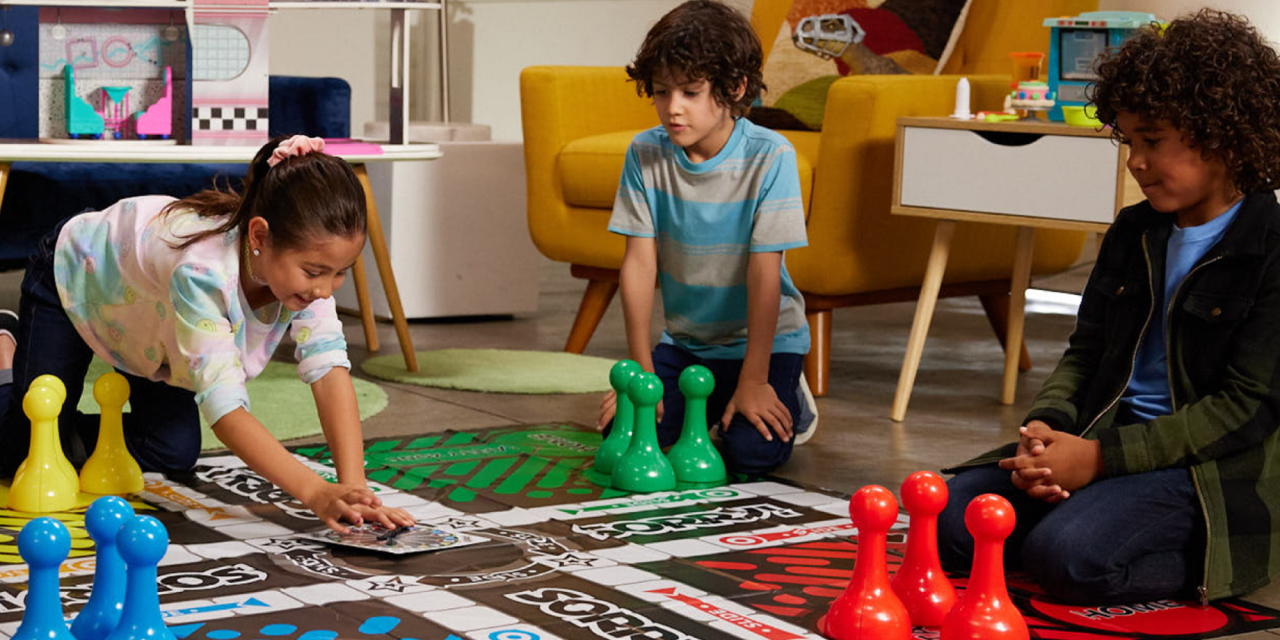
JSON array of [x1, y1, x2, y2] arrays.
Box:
[[0, 222, 202, 476], [603, 342, 803, 476], [937, 465, 1205, 604]]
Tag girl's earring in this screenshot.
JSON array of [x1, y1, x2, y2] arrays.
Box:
[[245, 241, 269, 286]]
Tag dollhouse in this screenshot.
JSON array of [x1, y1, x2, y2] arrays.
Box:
[[3, 0, 441, 145]]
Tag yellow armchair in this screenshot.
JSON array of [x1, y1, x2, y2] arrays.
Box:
[[521, 0, 1097, 395]]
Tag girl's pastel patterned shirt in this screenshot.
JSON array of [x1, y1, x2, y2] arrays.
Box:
[[53, 195, 351, 426]]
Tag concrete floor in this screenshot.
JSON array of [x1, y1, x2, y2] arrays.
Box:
[[3, 248, 1279, 637]]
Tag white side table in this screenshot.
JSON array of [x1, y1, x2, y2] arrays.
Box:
[[889, 117, 1143, 421]]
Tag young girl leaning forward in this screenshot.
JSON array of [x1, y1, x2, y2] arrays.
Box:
[[0, 135, 415, 532]]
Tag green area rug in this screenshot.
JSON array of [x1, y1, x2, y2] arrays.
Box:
[[77, 358, 389, 450], [360, 349, 614, 394]]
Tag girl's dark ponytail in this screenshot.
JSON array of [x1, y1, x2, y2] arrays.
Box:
[[164, 135, 364, 250]]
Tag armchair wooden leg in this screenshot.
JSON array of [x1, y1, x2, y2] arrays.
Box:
[[803, 309, 831, 397], [978, 293, 1032, 372], [564, 279, 619, 354]]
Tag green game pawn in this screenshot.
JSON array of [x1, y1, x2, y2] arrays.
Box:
[[612, 372, 676, 493], [666, 365, 727, 487], [594, 360, 641, 475]]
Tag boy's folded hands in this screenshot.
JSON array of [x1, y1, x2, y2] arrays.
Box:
[[999, 422, 1104, 504]]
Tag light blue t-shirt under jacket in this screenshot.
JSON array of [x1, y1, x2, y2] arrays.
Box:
[[1121, 199, 1243, 422]]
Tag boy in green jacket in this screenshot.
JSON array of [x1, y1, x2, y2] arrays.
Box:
[[938, 9, 1280, 604]]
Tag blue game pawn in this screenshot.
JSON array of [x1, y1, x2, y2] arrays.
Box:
[[13, 517, 76, 640], [105, 516, 175, 640], [70, 497, 136, 640]]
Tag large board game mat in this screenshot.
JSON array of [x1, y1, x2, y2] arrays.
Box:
[[0, 423, 1275, 640]]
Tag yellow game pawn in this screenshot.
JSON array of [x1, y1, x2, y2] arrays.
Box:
[[9, 385, 79, 513], [15, 375, 76, 482], [80, 373, 143, 495], [29, 374, 66, 404]]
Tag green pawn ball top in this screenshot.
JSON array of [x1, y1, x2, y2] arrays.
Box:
[[629, 372, 664, 406], [610, 360, 642, 393], [678, 364, 714, 399]]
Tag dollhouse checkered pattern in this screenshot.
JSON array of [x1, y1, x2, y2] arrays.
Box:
[[193, 106, 268, 131]]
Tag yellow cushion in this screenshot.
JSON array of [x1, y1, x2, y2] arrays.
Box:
[[558, 128, 817, 211], [559, 130, 642, 209]]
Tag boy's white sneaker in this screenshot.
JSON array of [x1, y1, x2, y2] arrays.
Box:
[[793, 372, 819, 445], [0, 309, 16, 387], [0, 309, 16, 346]]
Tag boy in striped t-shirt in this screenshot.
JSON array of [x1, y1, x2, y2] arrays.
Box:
[[595, 0, 817, 475]]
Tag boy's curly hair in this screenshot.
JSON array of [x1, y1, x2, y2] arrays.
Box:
[[626, 0, 764, 117], [1091, 9, 1280, 193]]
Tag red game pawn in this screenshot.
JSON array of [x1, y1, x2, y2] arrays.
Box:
[[940, 494, 1028, 640], [824, 485, 911, 640], [892, 470, 958, 627]]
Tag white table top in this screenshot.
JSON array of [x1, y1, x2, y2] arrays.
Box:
[[0, 141, 441, 164], [0, 1, 442, 9]]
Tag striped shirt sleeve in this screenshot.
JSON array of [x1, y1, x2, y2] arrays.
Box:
[[750, 144, 807, 253], [608, 142, 656, 238]]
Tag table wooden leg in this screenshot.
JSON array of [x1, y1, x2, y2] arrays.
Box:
[[892, 220, 955, 422], [353, 164, 419, 373], [0, 162, 10, 209], [350, 253, 379, 353], [1002, 227, 1036, 404]]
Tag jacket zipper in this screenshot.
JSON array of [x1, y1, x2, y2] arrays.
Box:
[[1081, 231, 1157, 438], [1192, 465, 1212, 606], [1164, 254, 1223, 607]]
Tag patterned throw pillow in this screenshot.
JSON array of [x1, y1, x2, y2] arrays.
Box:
[[750, 0, 972, 131]]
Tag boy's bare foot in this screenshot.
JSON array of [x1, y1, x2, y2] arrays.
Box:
[[0, 309, 16, 371]]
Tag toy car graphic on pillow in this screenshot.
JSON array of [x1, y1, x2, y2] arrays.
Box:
[[793, 13, 865, 60]]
